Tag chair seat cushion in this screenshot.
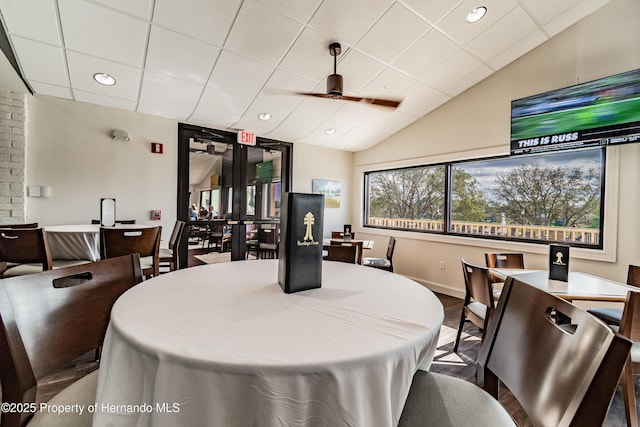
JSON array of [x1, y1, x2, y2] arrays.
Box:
[[362, 257, 390, 268], [399, 370, 516, 426], [467, 301, 487, 320], [28, 369, 98, 427], [587, 307, 623, 325], [632, 341, 639, 364], [140, 256, 154, 270], [159, 248, 173, 258], [2, 260, 91, 277]]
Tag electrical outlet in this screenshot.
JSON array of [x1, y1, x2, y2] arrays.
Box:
[[439, 261, 445, 270]]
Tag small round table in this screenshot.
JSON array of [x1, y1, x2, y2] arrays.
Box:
[[94, 260, 444, 427]]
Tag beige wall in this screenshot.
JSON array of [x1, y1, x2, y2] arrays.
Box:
[[25, 95, 354, 243], [353, 0, 640, 298]]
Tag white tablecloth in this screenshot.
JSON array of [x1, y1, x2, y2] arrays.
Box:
[[93, 260, 443, 427], [44, 224, 101, 261]]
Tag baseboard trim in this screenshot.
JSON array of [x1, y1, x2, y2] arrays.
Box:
[[402, 274, 465, 299]]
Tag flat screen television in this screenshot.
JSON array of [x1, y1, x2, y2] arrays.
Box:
[[510, 68, 640, 155]]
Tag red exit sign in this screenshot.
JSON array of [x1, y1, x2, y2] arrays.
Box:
[[237, 130, 256, 146]]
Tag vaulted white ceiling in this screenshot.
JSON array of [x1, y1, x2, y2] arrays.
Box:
[[0, 0, 611, 151]]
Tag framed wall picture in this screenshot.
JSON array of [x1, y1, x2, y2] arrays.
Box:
[[312, 179, 341, 208]]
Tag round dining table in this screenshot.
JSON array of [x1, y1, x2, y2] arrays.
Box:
[[93, 260, 444, 427]]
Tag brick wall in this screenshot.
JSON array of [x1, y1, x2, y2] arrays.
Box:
[[0, 91, 26, 225]]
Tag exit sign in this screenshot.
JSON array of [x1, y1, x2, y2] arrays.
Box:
[[237, 130, 256, 146]]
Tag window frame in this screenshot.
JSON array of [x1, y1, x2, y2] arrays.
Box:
[[363, 147, 607, 250]]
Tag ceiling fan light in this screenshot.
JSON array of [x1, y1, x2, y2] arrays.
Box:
[[467, 6, 487, 23], [93, 72, 116, 86]]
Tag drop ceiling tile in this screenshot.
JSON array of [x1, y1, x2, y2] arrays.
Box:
[[266, 110, 325, 141], [442, 63, 493, 97], [329, 126, 388, 151], [358, 67, 415, 99], [257, 70, 315, 109], [398, 81, 451, 117], [192, 87, 253, 128], [58, 0, 149, 67], [358, 109, 416, 134], [207, 51, 274, 99], [93, 0, 154, 20], [139, 70, 203, 112], [487, 29, 546, 70], [0, 0, 61, 44], [401, 0, 462, 24], [543, 0, 611, 37], [66, 51, 142, 100], [521, 0, 581, 25], [232, 99, 291, 135], [31, 83, 72, 99], [73, 89, 137, 111], [146, 26, 219, 85], [300, 117, 354, 145], [421, 49, 482, 92], [224, 0, 303, 66], [137, 102, 191, 121], [436, 0, 520, 46], [336, 49, 386, 94], [278, 27, 334, 82], [253, 0, 323, 23], [356, 3, 431, 63], [309, 0, 394, 46], [466, 7, 538, 63], [11, 37, 67, 86], [153, 0, 241, 46], [392, 29, 459, 79]]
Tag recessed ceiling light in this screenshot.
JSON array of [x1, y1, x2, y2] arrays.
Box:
[[93, 72, 116, 86], [325, 128, 336, 135], [258, 112, 271, 121], [466, 6, 487, 23]]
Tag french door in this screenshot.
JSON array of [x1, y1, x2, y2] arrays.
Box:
[[177, 123, 292, 267]]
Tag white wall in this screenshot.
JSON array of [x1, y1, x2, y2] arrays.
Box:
[[25, 95, 354, 241], [353, 0, 640, 297], [292, 142, 354, 238]]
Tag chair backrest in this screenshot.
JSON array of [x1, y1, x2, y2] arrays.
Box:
[[325, 245, 357, 264], [461, 259, 495, 310], [330, 239, 364, 264], [386, 236, 396, 261], [168, 220, 186, 250], [100, 226, 161, 276], [0, 222, 38, 229], [484, 253, 524, 269], [258, 227, 278, 244], [627, 264, 640, 287], [477, 276, 632, 427], [0, 254, 143, 426], [331, 231, 356, 239], [620, 289, 640, 345], [92, 219, 136, 225], [0, 228, 52, 269]]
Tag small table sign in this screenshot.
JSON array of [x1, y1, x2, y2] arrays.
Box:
[[549, 244, 570, 282]]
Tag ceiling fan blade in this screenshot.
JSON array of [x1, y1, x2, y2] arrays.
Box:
[[339, 95, 402, 109], [295, 92, 337, 99]]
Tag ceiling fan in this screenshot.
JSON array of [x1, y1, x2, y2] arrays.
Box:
[[297, 42, 402, 109]]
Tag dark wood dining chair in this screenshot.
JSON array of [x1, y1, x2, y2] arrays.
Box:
[[324, 245, 357, 264], [484, 252, 524, 269], [159, 220, 185, 272], [363, 236, 396, 272], [91, 219, 136, 225], [331, 231, 356, 239], [0, 228, 90, 278], [100, 226, 162, 278], [329, 239, 364, 264], [588, 264, 640, 326], [453, 259, 495, 354], [399, 276, 632, 427], [0, 222, 38, 228], [257, 227, 279, 259], [0, 254, 143, 427], [619, 289, 640, 427]]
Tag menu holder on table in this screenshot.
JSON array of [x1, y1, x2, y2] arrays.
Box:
[[278, 193, 324, 293], [100, 198, 116, 227], [549, 244, 569, 282], [343, 224, 352, 242]]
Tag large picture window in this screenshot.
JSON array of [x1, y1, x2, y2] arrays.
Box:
[[364, 148, 605, 248]]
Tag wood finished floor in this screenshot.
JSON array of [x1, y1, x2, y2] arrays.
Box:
[[33, 260, 638, 426]]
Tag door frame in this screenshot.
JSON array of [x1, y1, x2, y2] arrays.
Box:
[[177, 123, 293, 267]]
